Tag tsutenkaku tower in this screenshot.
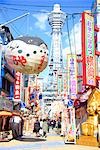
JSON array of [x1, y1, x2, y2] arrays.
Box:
[[48, 4, 66, 99]]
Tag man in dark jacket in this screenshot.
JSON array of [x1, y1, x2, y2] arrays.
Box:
[[33, 118, 40, 137]]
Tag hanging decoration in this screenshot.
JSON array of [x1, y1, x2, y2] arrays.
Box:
[[5, 36, 48, 74]]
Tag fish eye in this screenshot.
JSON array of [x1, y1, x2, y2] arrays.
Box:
[[18, 50, 22, 53], [26, 53, 30, 57], [33, 51, 37, 54], [40, 50, 42, 53]]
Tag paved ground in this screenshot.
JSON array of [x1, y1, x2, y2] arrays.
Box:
[[0, 131, 99, 150]]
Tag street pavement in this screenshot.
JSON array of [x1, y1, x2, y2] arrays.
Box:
[[0, 130, 99, 150]]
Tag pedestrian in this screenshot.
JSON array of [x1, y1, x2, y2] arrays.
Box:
[[39, 119, 43, 136], [33, 117, 40, 137], [57, 118, 61, 135], [19, 114, 24, 137], [42, 119, 48, 138], [47, 119, 50, 133], [9, 114, 21, 139]]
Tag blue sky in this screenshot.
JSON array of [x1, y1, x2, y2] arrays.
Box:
[[0, 0, 94, 77]]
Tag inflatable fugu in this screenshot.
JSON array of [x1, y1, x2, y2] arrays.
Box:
[[5, 36, 48, 74]]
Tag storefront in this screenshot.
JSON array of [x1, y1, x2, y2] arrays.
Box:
[[0, 96, 13, 141]]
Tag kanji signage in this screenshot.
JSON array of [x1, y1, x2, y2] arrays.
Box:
[[82, 12, 96, 86], [67, 54, 77, 99], [14, 71, 21, 101]]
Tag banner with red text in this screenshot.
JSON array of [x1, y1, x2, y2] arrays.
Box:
[[82, 12, 96, 86], [14, 71, 21, 101]]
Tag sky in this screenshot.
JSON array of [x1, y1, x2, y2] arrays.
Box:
[[0, 0, 94, 78]]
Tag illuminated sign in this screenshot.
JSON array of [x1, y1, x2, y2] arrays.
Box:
[[14, 71, 21, 101], [67, 54, 77, 99], [82, 12, 96, 86]]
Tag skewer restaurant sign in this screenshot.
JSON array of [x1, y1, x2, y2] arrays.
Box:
[[82, 12, 96, 86]]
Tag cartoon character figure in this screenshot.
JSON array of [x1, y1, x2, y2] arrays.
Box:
[[5, 36, 48, 74], [82, 88, 100, 136]]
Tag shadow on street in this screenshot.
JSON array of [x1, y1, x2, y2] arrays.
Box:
[[16, 137, 47, 142]]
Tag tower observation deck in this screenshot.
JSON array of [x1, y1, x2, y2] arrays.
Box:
[[47, 4, 66, 100]]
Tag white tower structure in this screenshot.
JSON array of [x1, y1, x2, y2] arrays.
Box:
[[48, 4, 66, 100]]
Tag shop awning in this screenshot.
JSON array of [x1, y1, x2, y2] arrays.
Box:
[[0, 110, 12, 116], [12, 111, 20, 116]]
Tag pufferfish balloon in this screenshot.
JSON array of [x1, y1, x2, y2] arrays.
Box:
[[5, 36, 48, 74]]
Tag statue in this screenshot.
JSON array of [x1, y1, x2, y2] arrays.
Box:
[[81, 88, 100, 136]]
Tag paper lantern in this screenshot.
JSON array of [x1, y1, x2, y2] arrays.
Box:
[[5, 36, 48, 74]]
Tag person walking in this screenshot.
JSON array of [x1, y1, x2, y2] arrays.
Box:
[[9, 114, 21, 139], [39, 119, 43, 136], [33, 117, 40, 137], [47, 119, 50, 133], [42, 119, 48, 138], [57, 118, 61, 135]]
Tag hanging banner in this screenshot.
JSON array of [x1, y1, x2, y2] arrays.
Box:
[[0, 46, 2, 89], [67, 54, 77, 99], [82, 12, 96, 86], [14, 71, 21, 101], [57, 75, 63, 95], [64, 108, 76, 144]]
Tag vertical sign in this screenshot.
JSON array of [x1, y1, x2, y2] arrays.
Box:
[[64, 108, 76, 144], [82, 12, 96, 86], [67, 54, 77, 99], [14, 71, 21, 101], [58, 75, 63, 95], [0, 46, 2, 89]]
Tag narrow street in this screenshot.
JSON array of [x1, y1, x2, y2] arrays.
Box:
[[0, 130, 99, 150]]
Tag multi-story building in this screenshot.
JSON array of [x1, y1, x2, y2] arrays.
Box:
[[91, 0, 100, 88], [0, 26, 15, 98]]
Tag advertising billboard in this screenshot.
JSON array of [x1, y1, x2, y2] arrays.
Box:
[[82, 12, 96, 86], [0, 47, 2, 89], [64, 108, 76, 144], [14, 71, 21, 101], [67, 54, 77, 99]]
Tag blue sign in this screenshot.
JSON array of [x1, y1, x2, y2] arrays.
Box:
[[68, 100, 73, 107], [39, 94, 42, 99], [20, 101, 26, 108]]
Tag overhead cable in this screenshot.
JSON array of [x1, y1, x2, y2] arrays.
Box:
[[72, 15, 77, 55], [66, 17, 73, 55]]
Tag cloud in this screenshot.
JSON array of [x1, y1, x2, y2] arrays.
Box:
[[65, 21, 82, 55], [32, 12, 48, 30]]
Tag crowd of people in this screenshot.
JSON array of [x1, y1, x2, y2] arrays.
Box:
[[32, 117, 62, 138], [0, 112, 62, 141]]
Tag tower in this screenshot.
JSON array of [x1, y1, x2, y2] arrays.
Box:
[[48, 4, 66, 100]]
